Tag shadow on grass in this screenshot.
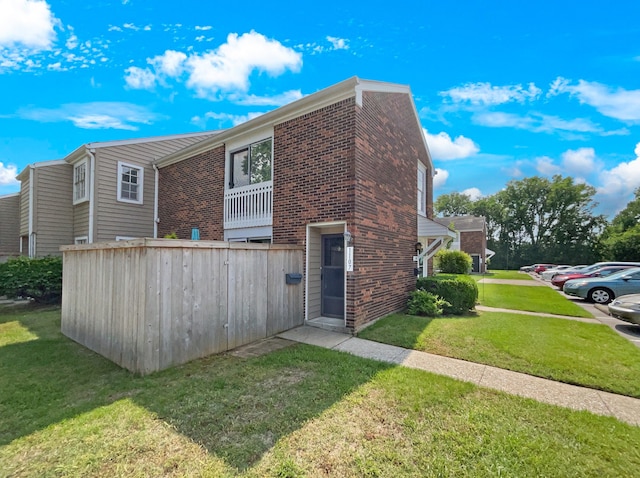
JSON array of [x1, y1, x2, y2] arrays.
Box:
[[0, 306, 392, 472]]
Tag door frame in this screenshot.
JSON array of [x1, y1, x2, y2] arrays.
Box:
[[306, 221, 348, 325]]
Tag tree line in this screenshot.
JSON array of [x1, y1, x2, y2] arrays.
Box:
[[434, 175, 640, 269]]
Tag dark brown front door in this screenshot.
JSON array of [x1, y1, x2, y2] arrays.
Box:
[[321, 234, 344, 318]]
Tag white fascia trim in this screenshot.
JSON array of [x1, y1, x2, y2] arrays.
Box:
[[116, 161, 144, 205], [84, 130, 224, 150], [27, 166, 34, 244], [354, 79, 411, 107], [88, 149, 96, 243], [16, 159, 67, 180], [155, 77, 363, 169]]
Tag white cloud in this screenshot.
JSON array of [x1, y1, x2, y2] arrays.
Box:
[[440, 82, 541, 106], [191, 111, 265, 128], [124, 66, 156, 89], [535, 156, 562, 176], [433, 168, 449, 189], [473, 111, 628, 136], [598, 143, 640, 198], [549, 77, 640, 122], [185, 31, 302, 98], [595, 144, 640, 215], [326, 36, 349, 50], [561, 147, 596, 176], [17, 102, 163, 130], [462, 187, 482, 200], [231, 89, 303, 106], [149, 49, 187, 77], [125, 31, 302, 100], [0, 0, 58, 49], [423, 129, 479, 160], [0, 162, 18, 185], [195, 25, 212, 31]]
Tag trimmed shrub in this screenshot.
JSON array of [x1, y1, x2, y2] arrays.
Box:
[[407, 290, 450, 317], [0, 256, 63, 304], [435, 249, 472, 274], [416, 275, 478, 315]]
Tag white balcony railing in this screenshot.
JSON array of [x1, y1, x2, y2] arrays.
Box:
[[224, 181, 273, 229]]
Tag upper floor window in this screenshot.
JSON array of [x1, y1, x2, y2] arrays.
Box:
[[73, 160, 88, 204], [229, 138, 272, 188], [417, 164, 426, 215], [117, 162, 144, 204]]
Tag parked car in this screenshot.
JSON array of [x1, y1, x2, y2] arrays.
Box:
[[519, 264, 537, 272], [552, 265, 638, 289], [534, 264, 556, 274], [563, 267, 640, 304], [608, 294, 640, 325], [540, 265, 573, 281]]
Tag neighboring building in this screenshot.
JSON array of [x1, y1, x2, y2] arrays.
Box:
[[17, 160, 73, 257], [15, 131, 221, 257], [434, 215, 494, 273], [63, 131, 222, 246], [0, 193, 20, 261], [154, 76, 450, 332]]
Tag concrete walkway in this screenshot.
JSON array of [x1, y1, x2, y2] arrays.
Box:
[[277, 325, 640, 427]]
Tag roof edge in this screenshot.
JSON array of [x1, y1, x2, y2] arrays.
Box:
[[154, 76, 422, 169]]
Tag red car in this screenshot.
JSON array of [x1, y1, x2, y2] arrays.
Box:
[[534, 264, 556, 274], [552, 265, 637, 289]]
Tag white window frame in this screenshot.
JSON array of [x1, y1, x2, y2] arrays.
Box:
[[117, 161, 144, 205], [73, 159, 89, 205], [74, 236, 89, 245], [417, 163, 427, 216]]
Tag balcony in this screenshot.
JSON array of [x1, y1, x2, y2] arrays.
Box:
[[224, 181, 273, 229]]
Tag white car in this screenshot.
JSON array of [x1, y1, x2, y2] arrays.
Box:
[[540, 265, 573, 281]]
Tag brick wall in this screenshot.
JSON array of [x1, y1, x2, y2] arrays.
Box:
[[272, 98, 357, 245], [157, 146, 225, 240], [461, 229, 487, 271], [350, 91, 429, 329]]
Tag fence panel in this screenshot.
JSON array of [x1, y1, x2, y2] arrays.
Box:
[[61, 239, 304, 374]]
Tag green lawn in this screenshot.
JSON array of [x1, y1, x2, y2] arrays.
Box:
[[359, 311, 640, 397], [477, 283, 593, 317], [480, 269, 534, 280], [2, 306, 640, 477]]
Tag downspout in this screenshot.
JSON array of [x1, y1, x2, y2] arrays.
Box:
[[28, 165, 35, 257], [153, 164, 159, 238], [87, 148, 96, 243]]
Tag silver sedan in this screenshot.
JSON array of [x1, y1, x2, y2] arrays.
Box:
[[608, 294, 640, 325]]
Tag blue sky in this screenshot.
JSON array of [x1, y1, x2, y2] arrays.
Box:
[[1, 0, 639, 217]]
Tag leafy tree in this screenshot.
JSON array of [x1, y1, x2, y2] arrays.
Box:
[[434, 192, 473, 216], [601, 188, 640, 260]]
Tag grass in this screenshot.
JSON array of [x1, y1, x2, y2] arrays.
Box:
[[477, 282, 593, 317], [359, 311, 640, 397], [480, 269, 533, 280], [2, 306, 640, 476]]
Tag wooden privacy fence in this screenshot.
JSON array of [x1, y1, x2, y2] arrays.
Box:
[[61, 239, 304, 374]]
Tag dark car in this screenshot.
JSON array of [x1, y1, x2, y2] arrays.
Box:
[[552, 265, 638, 289]]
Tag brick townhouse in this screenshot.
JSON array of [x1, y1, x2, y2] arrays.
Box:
[[154, 77, 453, 332]]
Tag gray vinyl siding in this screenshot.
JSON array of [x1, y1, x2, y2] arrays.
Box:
[[93, 136, 215, 242], [308, 228, 322, 319], [19, 174, 30, 236], [0, 194, 20, 255], [73, 202, 90, 238], [33, 164, 73, 256]]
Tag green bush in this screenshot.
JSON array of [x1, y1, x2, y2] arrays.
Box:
[[407, 290, 450, 317], [435, 249, 473, 274], [416, 275, 478, 315], [0, 256, 63, 304]]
